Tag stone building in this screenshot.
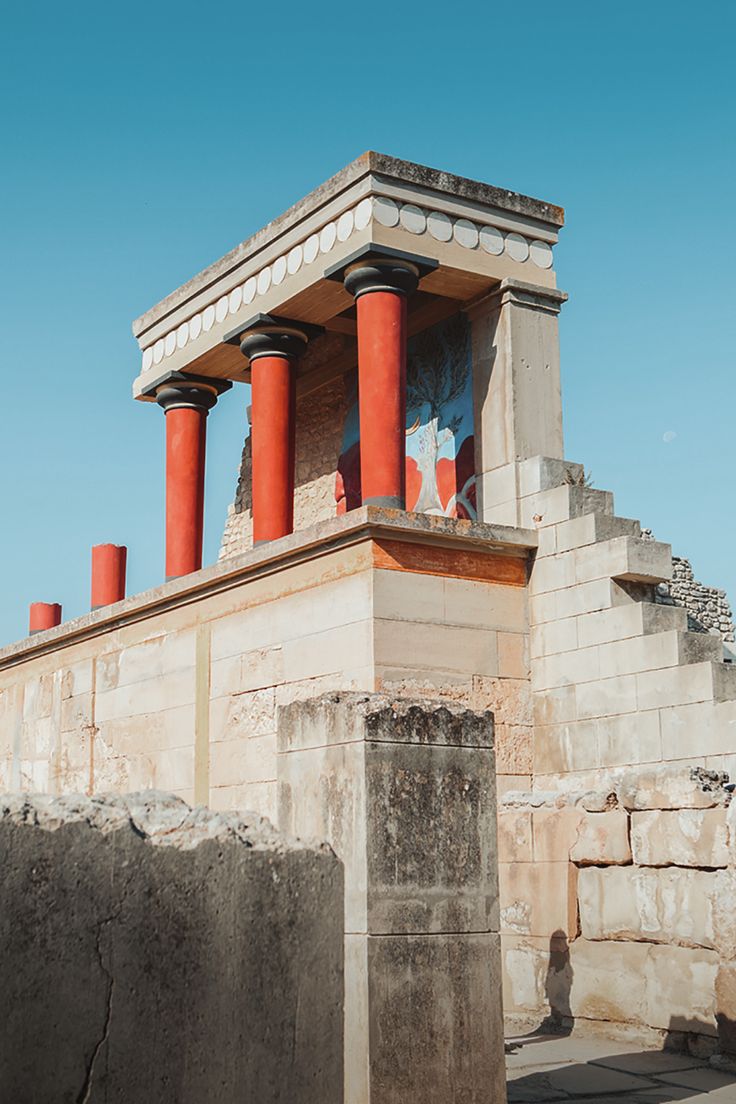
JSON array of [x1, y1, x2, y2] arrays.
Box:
[[2, 152, 736, 1084]]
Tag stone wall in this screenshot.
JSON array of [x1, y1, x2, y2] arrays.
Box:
[[220, 374, 349, 558], [0, 790, 343, 1102], [500, 766, 736, 1054], [656, 553, 735, 645]]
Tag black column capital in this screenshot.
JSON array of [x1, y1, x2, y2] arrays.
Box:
[[224, 314, 323, 363], [324, 244, 436, 300], [153, 373, 231, 415]]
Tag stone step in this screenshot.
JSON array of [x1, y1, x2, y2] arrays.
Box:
[[637, 660, 736, 711], [531, 601, 688, 658], [576, 535, 672, 586], [520, 485, 615, 529], [551, 513, 642, 556]]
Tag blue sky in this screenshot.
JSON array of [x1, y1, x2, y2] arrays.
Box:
[[0, 1, 734, 643]]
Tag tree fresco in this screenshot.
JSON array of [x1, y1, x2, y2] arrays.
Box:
[[335, 313, 476, 519]]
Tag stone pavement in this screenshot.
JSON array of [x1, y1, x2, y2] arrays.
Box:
[[506, 1032, 736, 1102]]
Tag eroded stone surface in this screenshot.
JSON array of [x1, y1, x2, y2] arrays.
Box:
[[631, 808, 729, 868], [618, 767, 730, 811]]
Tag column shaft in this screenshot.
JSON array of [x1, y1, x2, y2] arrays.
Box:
[[29, 602, 62, 634], [356, 289, 407, 509], [91, 544, 127, 608], [165, 406, 207, 578], [251, 355, 296, 543]]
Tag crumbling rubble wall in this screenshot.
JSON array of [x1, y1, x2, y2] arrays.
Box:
[[499, 766, 736, 1054]]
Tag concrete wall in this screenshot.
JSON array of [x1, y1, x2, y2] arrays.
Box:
[[0, 790, 343, 1103]]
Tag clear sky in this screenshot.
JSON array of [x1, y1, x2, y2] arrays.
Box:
[[0, 1, 733, 644]]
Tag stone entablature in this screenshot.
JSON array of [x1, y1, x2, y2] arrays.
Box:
[[131, 152, 563, 399]]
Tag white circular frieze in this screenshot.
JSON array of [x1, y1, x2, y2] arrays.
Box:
[[479, 225, 504, 255], [373, 196, 400, 227], [505, 233, 530, 262], [287, 245, 303, 275], [453, 218, 479, 249], [320, 222, 337, 253], [202, 305, 215, 331], [164, 331, 176, 356], [176, 322, 189, 349], [153, 339, 165, 364], [257, 267, 271, 295], [142, 347, 153, 371], [400, 204, 426, 234], [189, 314, 202, 340], [304, 234, 320, 263], [272, 255, 287, 285], [354, 197, 372, 230], [242, 276, 257, 305], [229, 286, 242, 314], [530, 240, 553, 269], [427, 211, 452, 241], [337, 210, 354, 241], [215, 296, 229, 323]]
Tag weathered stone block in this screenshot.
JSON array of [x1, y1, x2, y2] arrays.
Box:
[[532, 806, 585, 862], [0, 792, 343, 1104], [713, 869, 736, 960], [501, 932, 573, 1019], [578, 865, 716, 949], [499, 860, 577, 938], [631, 808, 728, 868], [498, 809, 533, 863], [569, 938, 650, 1024], [569, 810, 631, 865], [277, 692, 504, 1104], [645, 944, 718, 1036], [618, 766, 729, 810]]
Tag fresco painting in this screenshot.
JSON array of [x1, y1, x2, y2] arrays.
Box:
[[335, 313, 476, 519]]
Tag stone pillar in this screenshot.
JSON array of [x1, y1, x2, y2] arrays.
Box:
[[343, 258, 419, 509], [90, 543, 127, 608], [277, 692, 505, 1104], [28, 602, 61, 634], [236, 320, 316, 544], [0, 791, 343, 1104], [155, 375, 229, 579], [468, 278, 567, 522]]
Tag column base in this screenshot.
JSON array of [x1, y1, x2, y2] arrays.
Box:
[[363, 495, 404, 510]]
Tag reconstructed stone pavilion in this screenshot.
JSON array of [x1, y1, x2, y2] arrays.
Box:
[[2, 153, 736, 1095]]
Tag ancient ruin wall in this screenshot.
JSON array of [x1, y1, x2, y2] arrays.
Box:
[[657, 555, 735, 644]]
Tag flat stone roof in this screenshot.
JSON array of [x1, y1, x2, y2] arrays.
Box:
[[132, 152, 564, 341], [0, 507, 536, 668]]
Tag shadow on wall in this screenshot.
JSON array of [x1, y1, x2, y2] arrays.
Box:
[[540, 930, 574, 1037]]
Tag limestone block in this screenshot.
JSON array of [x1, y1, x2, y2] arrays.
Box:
[[715, 963, 736, 1053], [499, 860, 577, 938], [473, 676, 533, 726], [497, 809, 532, 863], [501, 932, 573, 1018], [0, 792, 343, 1103], [517, 457, 584, 498], [495, 723, 533, 774], [533, 719, 600, 774], [569, 938, 650, 1024], [576, 673, 638, 720], [574, 536, 671, 586], [577, 601, 687, 649], [554, 512, 641, 555], [618, 766, 729, 810], [498, 632, 529, 678], [530, 616, 578, 659], [596, 709, 662, 769], [519, 485, 614, 529], [578, 865, 716, 949], [570, 810, 631, 865], [631, 808, 728, 868], [532, 807, 585, 862], [636, 661, 721, 712], [660, 698, 736, 760], [712, 870, 736, 960], [645, 944, 718, 1035], [531, 642, 600, 692]]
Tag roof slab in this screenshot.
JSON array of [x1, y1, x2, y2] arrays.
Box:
[[131, 152, 564, 401]]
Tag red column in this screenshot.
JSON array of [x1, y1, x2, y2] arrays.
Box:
[[156, 380, 222, 579], [250, 356, 296, 543], [29, 602, 61, 634], [238, 325, 312, 545], [91, 544, 127, 608], [344, 258, 419, 509]]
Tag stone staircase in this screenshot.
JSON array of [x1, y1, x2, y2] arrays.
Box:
[[514, 456, 736, 789]]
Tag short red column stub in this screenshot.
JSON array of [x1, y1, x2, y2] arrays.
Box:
[[91, 544, 127, 609], [29, 602, 62, 634]]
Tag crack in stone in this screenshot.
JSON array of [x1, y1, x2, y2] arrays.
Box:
[[76, 917, 116, 1104]]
